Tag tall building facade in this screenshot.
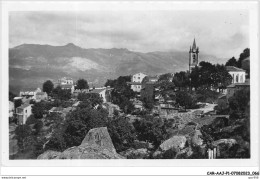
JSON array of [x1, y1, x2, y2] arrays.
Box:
[[189, 38, 199, 73]]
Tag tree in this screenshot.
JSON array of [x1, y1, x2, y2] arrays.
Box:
[[14, 99, 22, 109], [158, 73, 173, 82], [133, 116, 166, 148], [228, 88, 250, 115], [78, 93, 103, 108], [9, 91, 17, 101], [15, 124, 32, 151], [107, 117, 136, 152], [76, 78, 89, 90], [176, 91, 196, 110], [225, 57, 238, 67], [190, 66, 200, 90], [52, 86, 71, 101], [43, 80, 54, 95], [32, 101, 52, 119], [172, 71, 189, 90], [237, 48, 250, 68]]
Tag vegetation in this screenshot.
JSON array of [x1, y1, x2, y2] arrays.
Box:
[[107, 117, 137, 152], [51, 86, 71, 101], [43, 80, 54, 95], [105, 76, 135, 114], [76, 78, 89, 90]]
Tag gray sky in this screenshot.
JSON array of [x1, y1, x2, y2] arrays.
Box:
[[9, 10, 249, 58]]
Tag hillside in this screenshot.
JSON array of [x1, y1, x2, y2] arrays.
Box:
[[9, 43, 226, 94]]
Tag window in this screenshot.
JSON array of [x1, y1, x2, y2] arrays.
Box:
[[25, 110, 27, 113]]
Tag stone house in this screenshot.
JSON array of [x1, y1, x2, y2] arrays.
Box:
[[16, 103, 32, 125], [226, 79, 250, 98]]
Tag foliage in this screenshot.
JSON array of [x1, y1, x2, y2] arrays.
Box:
[[15, 124, 32, 151], [172, 71, 189, 90], [133, 116, 166, 148], [32, 101, 53, 119], [237, 48, 250, 68], [107, 117, 137, 152], [78, 93, 103, 108], [51, 86, 71, 101], [228, 88, 250, 115], [43, 80, 54, 95], [158, 73, 173, 82], [107, 76, 135, 114], [9, 91, 17, 101], [216, 98, 229, 114], [14, 99, 22, 109], [176, 91, 197, 109], [76, 78, 89, 90], [225, 57, 238, 67], [26, 115, 38, 125]]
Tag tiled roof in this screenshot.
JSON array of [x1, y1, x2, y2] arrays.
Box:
[[89, 88, 106, 94], [17, 103, 31, 109], [49, 107, 63, 112], [226, 66, 245, 72]]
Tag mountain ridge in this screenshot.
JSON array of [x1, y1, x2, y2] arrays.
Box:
[[9, 43, 227, 94]]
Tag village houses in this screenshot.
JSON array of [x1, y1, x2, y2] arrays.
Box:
[[16, 103, 32, 125]]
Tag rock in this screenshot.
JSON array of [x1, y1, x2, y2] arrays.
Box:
[[120, 148, 149, 159], [212, 139, 237, 147], [152, 150, 162, 158], [159, 135, 187, 152], [37, 150, 61, 159], [37, 127, 125, 159], [191, 130, 203, 146]]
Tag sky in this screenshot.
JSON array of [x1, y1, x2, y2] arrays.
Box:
[[9, 10, 249, 58]]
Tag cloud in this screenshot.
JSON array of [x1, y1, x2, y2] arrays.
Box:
[[9, 10, 249, 58]]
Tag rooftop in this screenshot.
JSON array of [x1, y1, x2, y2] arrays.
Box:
[[226, 66, 245, 72], [17, 103, 31, 109], [89, 88, 106, 94]]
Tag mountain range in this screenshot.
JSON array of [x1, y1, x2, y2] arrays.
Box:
[[9, 43, 227, 94]]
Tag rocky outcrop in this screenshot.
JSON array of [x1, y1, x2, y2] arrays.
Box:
[[159, 135, 187, 152], [37, 127, 125, 159], [152, 135, 187, 159]]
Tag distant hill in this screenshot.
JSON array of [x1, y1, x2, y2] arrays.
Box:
[[9, 43, 227, 94]]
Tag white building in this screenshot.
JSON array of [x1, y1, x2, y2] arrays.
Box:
[[16, 104, 32, 125], [58, 77, 74, 85], [19, 88, 41, 100], [226, 66, 246, 84], [130, 72, 147, 92], [56, 77, 75, 94]]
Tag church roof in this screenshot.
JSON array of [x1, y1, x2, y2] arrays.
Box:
[[192, 38, 197, 49], [226, 66, 245, 72]]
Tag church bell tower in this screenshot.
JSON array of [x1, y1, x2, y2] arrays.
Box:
[[189, 38, 199, 73]]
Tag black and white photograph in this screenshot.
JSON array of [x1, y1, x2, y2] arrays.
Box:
[[1, 0, 259, 178]]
